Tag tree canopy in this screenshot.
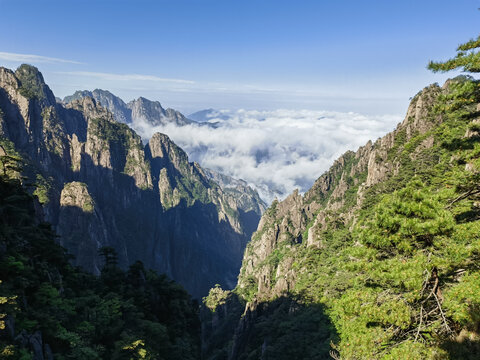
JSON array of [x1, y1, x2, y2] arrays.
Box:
[[428, 35, 480, 73], [0, 172, 201, 359], [356, 179, 455, 253]]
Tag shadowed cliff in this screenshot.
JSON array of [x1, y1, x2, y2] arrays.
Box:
[[0, 64, 265, 298]]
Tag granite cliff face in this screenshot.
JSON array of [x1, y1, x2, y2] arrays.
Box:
[[203, 168, 267, 214], [0, 64, 264, 298], [65, 89, 132, 124], [129, 96, 192, 126], [236, 83, 443, 301]]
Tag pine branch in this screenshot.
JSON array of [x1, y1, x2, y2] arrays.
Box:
[[433, 292, 452, 335], [414, 305, 424, 342]]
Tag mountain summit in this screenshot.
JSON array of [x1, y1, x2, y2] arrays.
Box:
[[64, 89, 192, 127]]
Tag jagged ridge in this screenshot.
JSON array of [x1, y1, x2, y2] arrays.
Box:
[[0, 64, 264, 298], [64, 89, 193, 126]]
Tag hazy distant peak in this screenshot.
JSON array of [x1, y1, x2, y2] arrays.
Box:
[[63, 90, 93, 103], [92, 88, 117, 97], [188, 108, 231, 122], [128, 97, 193, 127]]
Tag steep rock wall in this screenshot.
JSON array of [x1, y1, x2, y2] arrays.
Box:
[[0, 65, 265, 298]]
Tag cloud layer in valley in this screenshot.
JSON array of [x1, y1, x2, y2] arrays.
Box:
[[133, 109, 402, 203]]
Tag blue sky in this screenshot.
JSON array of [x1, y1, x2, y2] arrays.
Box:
[[0, 0, 478, 115]]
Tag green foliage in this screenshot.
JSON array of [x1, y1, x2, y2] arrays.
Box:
[[428, 34, 480, 73], [32, 173, 51, 204], [443, 272, 480, 328], [235, 276, 257, 303], [174, 173, 211, 206], [0, 138, 23, 179], [219, 76, 480, 359], [99, 246, 119, 268], [0, 175, 201, 359], [310, 78, 480, 358], [356, 179, 455, 253], [434, 78, 480, 114], [203, 284, 230, 312], [90, 117, 131, 145], [15, 64, 47, 100]]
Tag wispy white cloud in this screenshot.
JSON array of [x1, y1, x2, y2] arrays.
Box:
[[55, 71, 284, 95], [58, 71, 195, 84], [131, 109, 403, 203], [0, 51, 83, 65]]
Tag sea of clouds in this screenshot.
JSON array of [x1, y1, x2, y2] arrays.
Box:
[[132, 109, 403, 204]]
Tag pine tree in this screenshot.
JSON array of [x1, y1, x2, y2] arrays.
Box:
[[99, 246, 119, 269], [356, 179, 455, 253], [428, 35, 480, 73]]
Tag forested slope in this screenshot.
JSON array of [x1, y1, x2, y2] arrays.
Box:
[[203, 75, 480, 359], [0, 164, 201, 359]]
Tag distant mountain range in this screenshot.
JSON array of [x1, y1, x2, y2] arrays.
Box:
[[188, 108, 232, 122], [64, 89, 193, 127], [63, 90, 282, 203]]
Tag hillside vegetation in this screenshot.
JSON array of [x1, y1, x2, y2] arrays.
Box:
[[0, 162, 201, 359], [204, 54, 480, 359]]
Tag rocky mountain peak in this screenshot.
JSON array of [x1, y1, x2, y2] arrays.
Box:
[[63, 90, 93, 104], [66, 96, 115, 122], [92, 88, 120, 100], [14, 64, 56, 106], [65, 89, 132, 124], [148, 132, 188, 168], [64, 89, 193, 127], [400, 83, 442, 140], [0, 67, 30, 130], [0, 67, 21, 94], [0, 65, 268, 298], [91, 89, 131, 124], [127, 97, 192, 126], [60, 181, 94, 213]]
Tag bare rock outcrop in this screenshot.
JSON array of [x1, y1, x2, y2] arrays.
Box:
[[60, 181, 94, 212]]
